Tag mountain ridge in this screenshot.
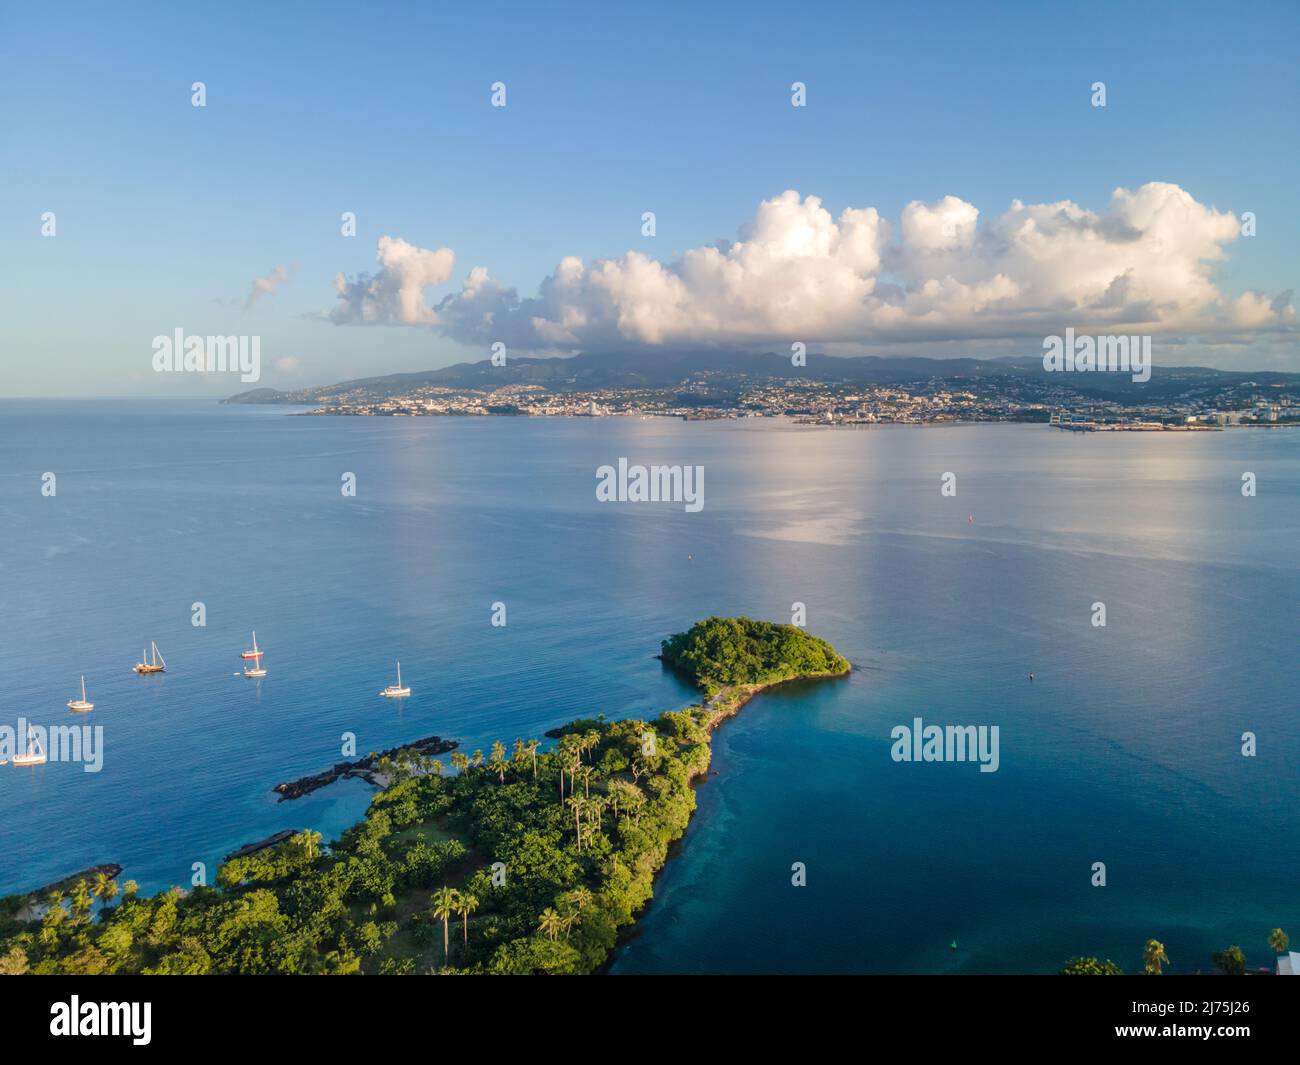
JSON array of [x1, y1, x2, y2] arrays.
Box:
[[227, 350, 1300, 407]]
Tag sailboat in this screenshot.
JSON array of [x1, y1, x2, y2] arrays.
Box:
[[379, 661, 410, 698], [67, 675, 94, 712], [134, 641, 166, 674], [12, 724, 47, 766], [241, 631, 267, 678]]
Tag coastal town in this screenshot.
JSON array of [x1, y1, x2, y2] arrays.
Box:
[[288, 375, 1300, 430]]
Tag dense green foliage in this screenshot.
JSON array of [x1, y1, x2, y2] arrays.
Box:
[[2, 618, 851, 975], [0, 713, 708, 974], [660, 616, 849, 695], [1211, 945, 1246, 976], [1060, 957, 1125, 975]]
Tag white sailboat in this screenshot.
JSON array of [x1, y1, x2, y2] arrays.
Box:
[[67, 675, 94, 712], [241, 631, 267, 678], [134, 641, 166, 674], [12, 724, 47, 766], [379, 660, 410, 698]]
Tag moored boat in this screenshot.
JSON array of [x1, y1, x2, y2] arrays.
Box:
[[67, 675, 94, 712], [134, 641, 166, 674], [242, 631, 267, 678], [380, 661, 410, 698], [12, 724, 47, 766]]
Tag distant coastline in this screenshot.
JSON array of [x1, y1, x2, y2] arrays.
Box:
[[224, 350, 1300, 429]]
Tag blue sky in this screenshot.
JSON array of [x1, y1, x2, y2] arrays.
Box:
[[2, 0, 1296, 395]]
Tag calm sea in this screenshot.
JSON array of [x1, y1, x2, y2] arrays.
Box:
[[1, 400, 1295, 974]]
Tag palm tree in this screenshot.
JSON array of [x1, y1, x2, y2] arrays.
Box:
[[1270, 928, 1290, 954], [1143, 939, 1169, 975], [610, 779, 645, 826], [456, 893, 479, 945], [557, 735, 578, 796], [581, 798, 606, 849], [451, 751, 469, 773], [472, 749, 484, 768], [39, 904, 67, 946], [538, 908, 564, 942], [431, 886, 460, 964], [291, 830, 321, 862], [607, 778, 630, 819], [577, 765, 594, 799], [490, 740, 508, 782], [528, 740, 540, 780], [566, 796, 585, 853], [586, 795, 606, 833], [70, 880, 93, 924], [395, 748, 414, 780]]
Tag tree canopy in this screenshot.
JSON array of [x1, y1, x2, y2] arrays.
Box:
[[660, 616, 849, 694]]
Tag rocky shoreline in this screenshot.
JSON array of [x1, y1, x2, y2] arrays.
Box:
[[273, 734, 459, 801], [224, 830, 300, 862], [24, 864, 123, 903]]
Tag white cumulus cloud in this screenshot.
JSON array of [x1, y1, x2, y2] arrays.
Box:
[[323, 184, 1294, 350], [329, 236, 455, 325]]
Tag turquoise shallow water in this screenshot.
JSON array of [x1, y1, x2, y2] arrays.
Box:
[[0, 401, 1295, 974]]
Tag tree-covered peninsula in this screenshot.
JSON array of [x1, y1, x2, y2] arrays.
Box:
[[0, 618, 848, 976]]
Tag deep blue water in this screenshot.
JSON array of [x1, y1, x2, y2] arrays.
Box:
[[1, 401, 1296, 974]]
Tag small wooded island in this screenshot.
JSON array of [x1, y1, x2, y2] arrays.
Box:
[[0, 618, 849, 975]]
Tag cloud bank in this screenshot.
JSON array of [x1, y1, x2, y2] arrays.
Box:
[[324, 184, 1294, 351]]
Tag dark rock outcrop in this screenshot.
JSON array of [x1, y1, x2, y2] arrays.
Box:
[[273, 735, 458, 801], [224, 830, 299, 862]]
